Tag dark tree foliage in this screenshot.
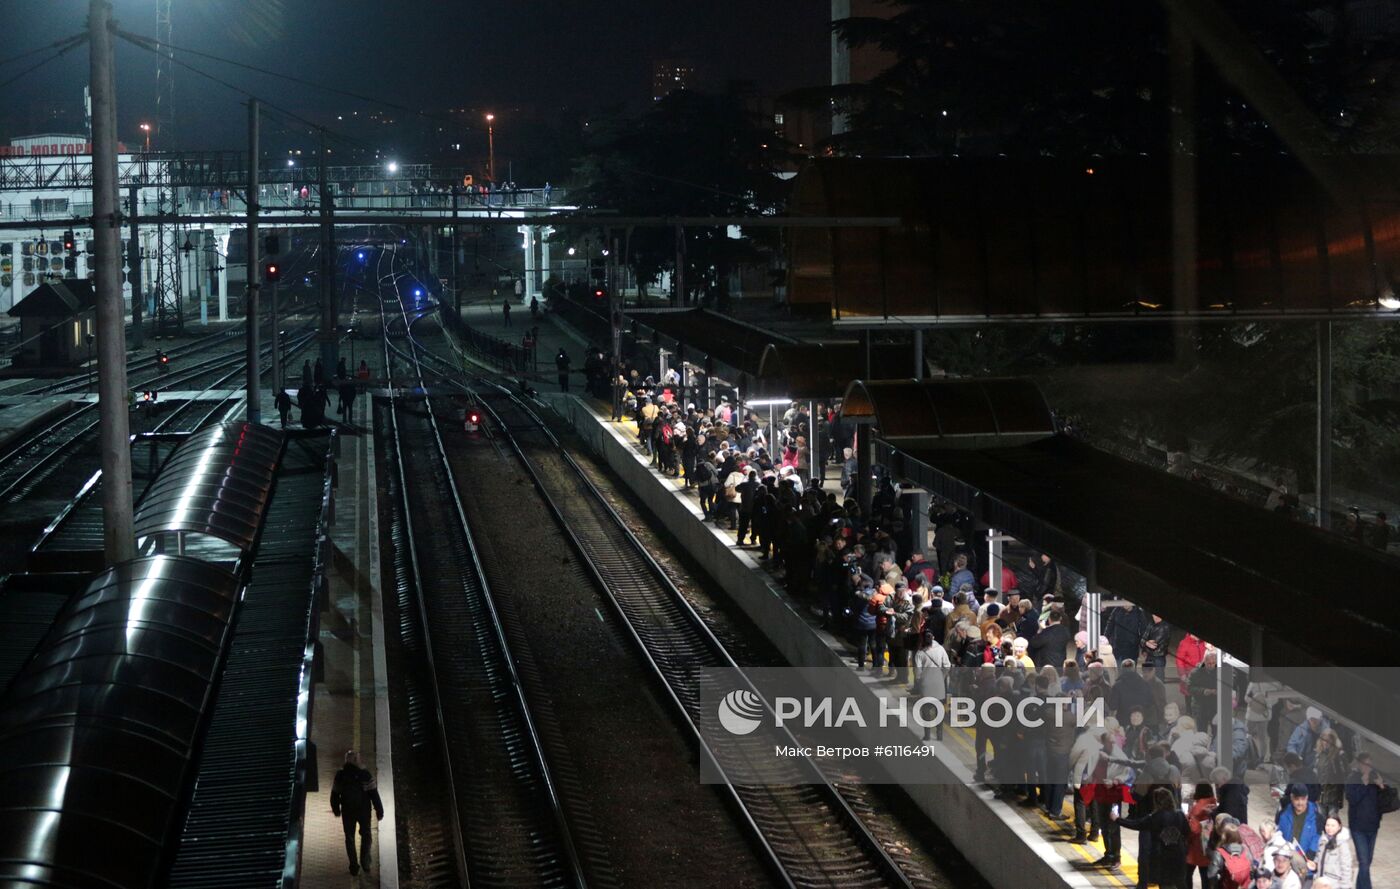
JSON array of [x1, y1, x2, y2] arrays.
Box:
[[563, 89, 792, 303]]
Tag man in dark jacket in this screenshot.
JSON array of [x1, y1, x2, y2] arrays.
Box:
[[331, 749, 385, 875], [1104, 604, 1148, 665], [1346, 752, 1385, 889], [1108, 659, 1159, 727], [1028, 609, 1072, 670], [1140, 614, 1170, 673], [736, 471, 761, 545], [555, 348, 572, 392]]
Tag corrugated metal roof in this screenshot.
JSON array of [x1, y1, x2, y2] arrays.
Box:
[[841, 378, 1056, 447], [133, 423, 283, 554], [0, 555, 239, 889]]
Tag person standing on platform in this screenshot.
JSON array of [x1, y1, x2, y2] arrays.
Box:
[[556, 348, 572, 392], [502, 293, 512, 327], [274, 389, 292, 429], [338, 379, 357, 422], [330, 750, 384, 876]]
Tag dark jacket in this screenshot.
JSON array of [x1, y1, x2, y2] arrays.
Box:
[[1217, 779, 1250, 824], [331, 764, 384, 821], [1119, 808, 1190, 885], [1027, 622, 1072, 670], [1107, 670, 1157, 725], [1345, 768, 1384, 833]]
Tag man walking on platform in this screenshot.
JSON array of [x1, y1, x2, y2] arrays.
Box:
[[556, 348, 572, 392], [331, 750, 384, 876]]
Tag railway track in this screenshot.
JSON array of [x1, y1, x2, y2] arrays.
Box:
[[377, 278, 590, 889], [467, 383, 924, 889], [378, 281, 928, 888], [0, 327, 316, 504], [15, 325, 242, 396]]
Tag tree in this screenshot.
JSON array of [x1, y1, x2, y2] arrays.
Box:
[[563, 89, 792, 305]]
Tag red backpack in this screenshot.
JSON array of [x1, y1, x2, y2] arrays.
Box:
[[1217, 846, 1253, 889]]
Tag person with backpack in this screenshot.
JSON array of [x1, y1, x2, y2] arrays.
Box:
[[330, 749, 385, 876], [1116, 785, 1191, 888], [1207, 821, 1256, 889], [695, 452, 718, 519], [853, 580, 881, 671]]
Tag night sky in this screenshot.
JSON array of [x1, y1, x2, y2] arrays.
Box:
[[7, 0, 829, 154]]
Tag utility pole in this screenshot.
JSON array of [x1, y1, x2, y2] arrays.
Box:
[[1317, 320, 1332, 530], [451, 185, 461, 323], [607, 228, 622, 420], [90, 0, 135, 564], [245, 99, 261, 424], [127, 184, 143, 348], [674, 223, 685, 306], [319, 128, 337, 373], [270, 272, 280, 393]]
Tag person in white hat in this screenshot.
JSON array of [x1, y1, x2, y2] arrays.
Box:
[[1009, 636, 1035, 671], [1286, 706, 1331, 768]]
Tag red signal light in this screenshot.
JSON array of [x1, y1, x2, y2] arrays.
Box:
[[158, 352, 169, 365], [469, 412, 480, 424]]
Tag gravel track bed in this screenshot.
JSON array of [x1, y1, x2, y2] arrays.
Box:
[[560, 417, 994, 889], [374, 398, 466, 889], [438, 395, 774, 889]]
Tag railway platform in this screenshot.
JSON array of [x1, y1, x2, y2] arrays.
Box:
[[298, 417, 397, 887], [540, 385, 1400, 889]]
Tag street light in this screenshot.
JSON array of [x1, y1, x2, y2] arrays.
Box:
[[485, 113, 495, 181], [139, 122, 151, 152], [386, 160, 398, 174]]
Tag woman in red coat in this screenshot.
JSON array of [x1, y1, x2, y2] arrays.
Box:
[[1174, 634, 1207, 698]]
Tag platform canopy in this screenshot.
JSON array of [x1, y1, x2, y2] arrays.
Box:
[[877, 434, 1400, 745], [0, 555, 239, 889], [627, 308, 797, 385], [753, 342, 921, 400], [133, 422, 284, 556], [788, 156, 1400, 325], [840, 377, 1057, 448]]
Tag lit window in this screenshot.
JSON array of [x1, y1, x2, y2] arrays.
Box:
[[774, 113, 784, 125]]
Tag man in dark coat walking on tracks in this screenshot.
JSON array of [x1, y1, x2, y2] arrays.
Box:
[[331, 750, 384, 876]]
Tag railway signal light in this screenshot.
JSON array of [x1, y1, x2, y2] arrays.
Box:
[[464, 409, 480, 433], [264, 262, 281, 282], [62, 229, 76, 252], [592, 286, 607, 302]]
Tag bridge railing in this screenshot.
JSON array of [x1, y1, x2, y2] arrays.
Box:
[[0, 186, 566, 225]]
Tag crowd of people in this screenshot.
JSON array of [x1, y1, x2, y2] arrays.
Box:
[[600, 388, 1394, 889], [273, 356, 371, 429]]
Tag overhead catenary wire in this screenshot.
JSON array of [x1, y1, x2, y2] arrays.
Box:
[[115, 30, 374, 156], [0, 34, 88, 90], [0, 33, 86, 68], [113, 28, 483, 133]]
